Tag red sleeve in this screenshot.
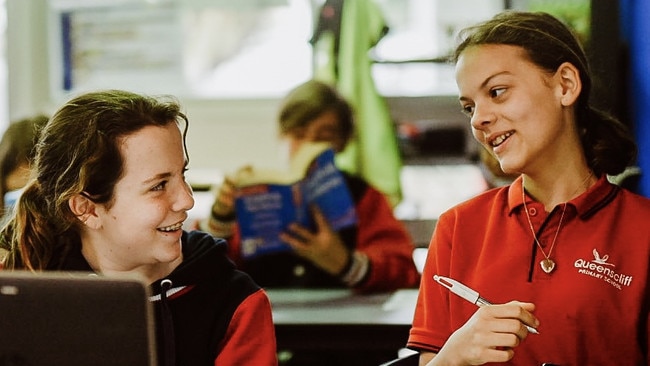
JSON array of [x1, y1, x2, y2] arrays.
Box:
[[215, 288, 278, 366], [353, 185, 421, 293]]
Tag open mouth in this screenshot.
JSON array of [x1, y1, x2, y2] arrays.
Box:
[[489, 131, 514, 147], [158, 221, 184, 232]]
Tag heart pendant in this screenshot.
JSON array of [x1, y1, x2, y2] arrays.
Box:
[[540, 258, 556, 274]]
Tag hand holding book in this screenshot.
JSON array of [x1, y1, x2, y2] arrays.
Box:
[[279, 206, 352, 275], [204, 166, 249, 238], [234, 142, 358, 259], [210, 174, 239, 220]]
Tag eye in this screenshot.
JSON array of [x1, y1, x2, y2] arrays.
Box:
[[152, 180, 168, 192], [489, 87, 506, 98], [460, 104, 475, 118]]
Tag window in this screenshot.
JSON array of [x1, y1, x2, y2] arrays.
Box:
[[175, 0, 504, 98], [45, 0, 589, 100], [181, 0, 314, 98], [48, 0, 314, 99], [371, 0, 504, 96]]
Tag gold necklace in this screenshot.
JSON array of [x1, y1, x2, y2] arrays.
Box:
[[521, 179, 566, 274], [521, 172, 594, 274]]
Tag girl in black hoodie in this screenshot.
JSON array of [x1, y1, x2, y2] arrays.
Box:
[[0, 90, 278, 366]]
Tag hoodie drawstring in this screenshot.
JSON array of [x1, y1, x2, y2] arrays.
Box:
[[160, 279, 176, 366]]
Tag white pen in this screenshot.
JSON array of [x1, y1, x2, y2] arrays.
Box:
[[433, 275, 539, 335]]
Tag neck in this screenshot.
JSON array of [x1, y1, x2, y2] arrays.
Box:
[[522, 169, 596, 211]]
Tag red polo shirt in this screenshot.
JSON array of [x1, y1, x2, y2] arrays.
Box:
[[408, 176, 650, 365]]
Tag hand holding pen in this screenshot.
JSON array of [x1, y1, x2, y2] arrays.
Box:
[[434, 275, 540, 334]]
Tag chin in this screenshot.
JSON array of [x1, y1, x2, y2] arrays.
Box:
[[497, 159, 521, 176], [161, 238, 183, 258], [158, 248, 182, 265], [500, 166, 519, 176]]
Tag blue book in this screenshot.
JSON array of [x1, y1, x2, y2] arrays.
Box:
[[234, 143, 358, 259]]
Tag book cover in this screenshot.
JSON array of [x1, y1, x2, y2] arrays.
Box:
[[234, 142, 358, 259]]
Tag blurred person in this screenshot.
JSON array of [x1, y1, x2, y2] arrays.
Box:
[[203, 79, 420, 294], [0, 114, 48, 216]]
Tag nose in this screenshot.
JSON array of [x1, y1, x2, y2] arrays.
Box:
[[173, 181, 195, 212], [470, 103, 495, 130]]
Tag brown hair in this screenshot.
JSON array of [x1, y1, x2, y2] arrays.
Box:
[[278, 79, 354, 143], [454, 11, 636, 176], [0, 90, 189, 270]]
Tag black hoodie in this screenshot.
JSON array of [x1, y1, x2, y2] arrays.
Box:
[[59, 230, 268, 366]]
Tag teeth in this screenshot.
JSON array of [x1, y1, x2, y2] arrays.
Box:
[[159, 222, 183, 232], [490, 131, 513, 147]]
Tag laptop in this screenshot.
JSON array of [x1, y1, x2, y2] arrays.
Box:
[[0, 271, 156, 366]]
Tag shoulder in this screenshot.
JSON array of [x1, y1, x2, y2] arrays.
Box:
[[215, 287, 277, 365], [184, 230, 228, 250], [182, 230, 230, 264], [232, 287, 274, 327], [174, 231, 258, 293], [613, 187, 650, 213], [174, 233, 262, 309], [237, 287, 272, 311], [440, 185, 508, 221], [433, 186, 509, 235], [617, 186, 650, 204]]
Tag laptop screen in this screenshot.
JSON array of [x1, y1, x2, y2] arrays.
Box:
[[0, 271, 156, 366]]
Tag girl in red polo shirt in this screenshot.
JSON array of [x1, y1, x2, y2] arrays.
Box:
[[408, 11, 650, 366]]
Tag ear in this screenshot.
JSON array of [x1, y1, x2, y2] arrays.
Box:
[[556, 62, 582, 106], [68, 193, 102, 229]]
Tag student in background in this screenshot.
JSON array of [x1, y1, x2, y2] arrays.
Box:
[[203, 79, 421, 294], [0, 114, 48, 216], [0, 90, 278, 366], [408, 11, 649, 365]]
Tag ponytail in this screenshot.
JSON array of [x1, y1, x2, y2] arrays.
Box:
[[579, 106, 637, 176], [0, 181, 78, 270]]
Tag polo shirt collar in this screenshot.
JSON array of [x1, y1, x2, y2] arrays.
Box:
[[507, 174, 619, 219]]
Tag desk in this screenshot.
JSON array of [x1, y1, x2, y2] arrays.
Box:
[[267, 288, 418, 354]]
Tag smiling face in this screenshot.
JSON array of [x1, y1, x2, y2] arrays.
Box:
[[84, 123, 194, 273], [455, 44, 575, 176]]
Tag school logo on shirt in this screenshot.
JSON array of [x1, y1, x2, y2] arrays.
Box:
[[573, 249, 633, 290]]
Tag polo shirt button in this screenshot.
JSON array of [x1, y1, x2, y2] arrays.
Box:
[[293, 265, 306, 277], [529, 207, 538, 216]]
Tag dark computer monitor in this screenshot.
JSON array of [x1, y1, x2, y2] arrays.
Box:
[[0, 271, 156, 366]]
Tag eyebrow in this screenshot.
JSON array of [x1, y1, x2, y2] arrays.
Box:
[[139, 157, 189, 185], [459, 71, 512, 102], [142, 172, 172, 186]]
